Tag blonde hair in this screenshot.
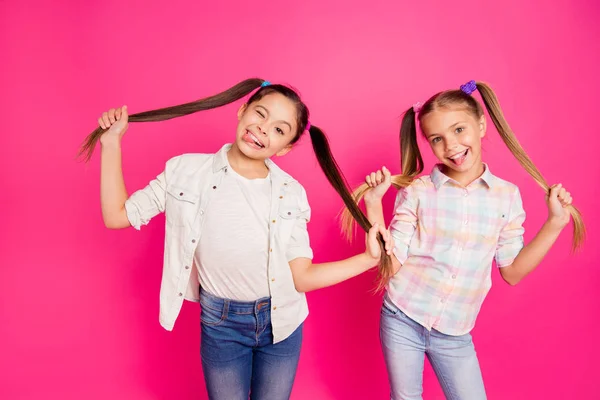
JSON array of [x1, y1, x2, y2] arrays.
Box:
[[342, 81, 586, 291]]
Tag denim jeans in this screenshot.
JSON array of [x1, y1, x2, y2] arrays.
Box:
[[200, 288, 303, 400], [380, 295, 487, 400]]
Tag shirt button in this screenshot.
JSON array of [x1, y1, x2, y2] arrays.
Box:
[[271, 278, 275, 282], [192, 239, 196, 243], [178, 292, 183, 297], [272, 219, 276, 223], [279, 196, 283, 199], [212, 186, 217, 189], [452, 274, 457, 279], [179, 192, 184, 196], [185, 266, 190, 270], [273, 306, 277, 310], [224, 168, 228, 173], [269, 248, 273, 252], [200, 210, 204, 215]]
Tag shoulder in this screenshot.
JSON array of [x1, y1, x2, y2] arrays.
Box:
[[397, 175, 433, 196], [489, 174, 521, 197], [266, 159, 305, 193], [283, 177, 308, 205]]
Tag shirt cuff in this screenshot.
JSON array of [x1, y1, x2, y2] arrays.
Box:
[[124, 199, 143, 231], [286, 247, 314, 262]]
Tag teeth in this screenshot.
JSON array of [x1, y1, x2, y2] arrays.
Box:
[[450, 150, 467, 159], [249, 132, 263, 148]]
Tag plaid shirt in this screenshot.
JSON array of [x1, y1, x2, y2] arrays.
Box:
[[388, 164, 526, 335]]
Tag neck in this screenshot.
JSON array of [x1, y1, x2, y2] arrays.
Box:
[[443, 160, 485, 187], [227, 143, 270, 179]]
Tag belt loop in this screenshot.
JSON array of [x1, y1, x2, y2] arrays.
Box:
[[223, 299, 229, 316]]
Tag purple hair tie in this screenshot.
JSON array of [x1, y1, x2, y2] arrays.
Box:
[[412, 102, 423, 113], [305, 121, 311, 132], [460, 80, 477, 95]]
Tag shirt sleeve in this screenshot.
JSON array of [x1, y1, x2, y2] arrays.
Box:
[[286, 187, 313, 261], [124, 156, 179, 230], [495, 187, 526, 267], [389, 183, 419, 265]]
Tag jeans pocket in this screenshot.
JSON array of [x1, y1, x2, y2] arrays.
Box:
[[200, 302, 227, 327], [381, 297, 400, 316]]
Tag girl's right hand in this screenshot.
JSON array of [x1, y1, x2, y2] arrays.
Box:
[[364, 166, 392, 203], [364, 223, 394, 267], [98, 106, 129, 145]]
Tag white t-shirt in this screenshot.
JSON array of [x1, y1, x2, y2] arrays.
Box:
[[195, 165, 272, 301], [125, 144, 314, 342]]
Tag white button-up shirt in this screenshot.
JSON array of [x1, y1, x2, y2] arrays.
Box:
[[125, 144, 313, 343]]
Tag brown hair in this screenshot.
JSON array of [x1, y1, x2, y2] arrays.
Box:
[[79, 78, 391, 270], [343, 81, 585, 291]]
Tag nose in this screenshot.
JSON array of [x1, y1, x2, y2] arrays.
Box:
[[257, 124, 267, 135], [445, 137, 459, 152]]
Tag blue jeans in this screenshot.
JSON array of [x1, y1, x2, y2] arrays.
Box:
[[380, 296, 487, 400], [200, 288, 303, 400]]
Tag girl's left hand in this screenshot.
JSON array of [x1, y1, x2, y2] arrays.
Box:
[[546, 183, 572, 228], [365, 223, 394, 266]]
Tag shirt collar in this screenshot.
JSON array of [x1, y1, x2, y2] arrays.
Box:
[[430, 163, 495, 190], [212, 144, 295, 183]]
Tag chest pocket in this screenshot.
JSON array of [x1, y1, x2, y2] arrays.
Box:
[[276, 181, 309, 245], [165, 185, 200, 228], [471, 198, 507, 244], [276, 204, 300, 243]]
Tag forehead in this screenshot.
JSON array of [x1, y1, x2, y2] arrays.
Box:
[[251, 93, 297, 121], [420, 107, 477, 133]]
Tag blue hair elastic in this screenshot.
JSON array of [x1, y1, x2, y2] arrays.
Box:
[[261, 81, 271, 87]]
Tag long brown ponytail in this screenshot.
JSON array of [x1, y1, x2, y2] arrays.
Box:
[[78, 78, 266, 162], [79, 78, 390, 267], [475, 82, 585, 251]]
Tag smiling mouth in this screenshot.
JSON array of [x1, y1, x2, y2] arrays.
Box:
[[448, 149, 468, 166], [244, 130, 265, 149]]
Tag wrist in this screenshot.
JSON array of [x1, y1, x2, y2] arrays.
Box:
[[100, 136, 122, 150], [363, 252, 379, 269], [545, 216, 568, 230], [364, 195, 383, 207]]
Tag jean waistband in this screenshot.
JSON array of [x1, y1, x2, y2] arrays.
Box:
[[199, 287, 271, 315]]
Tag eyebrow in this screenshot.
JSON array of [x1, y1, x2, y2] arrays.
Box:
[[426, 121, 467, 138], [255, 105, 293, 131]]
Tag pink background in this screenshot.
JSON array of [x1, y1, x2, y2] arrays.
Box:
[[2, 0, 599, 399]]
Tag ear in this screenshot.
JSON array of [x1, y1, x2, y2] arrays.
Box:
[[478, 115, 486, 138], [275, 144, 293, 157], [237, 103, 248, 120]]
